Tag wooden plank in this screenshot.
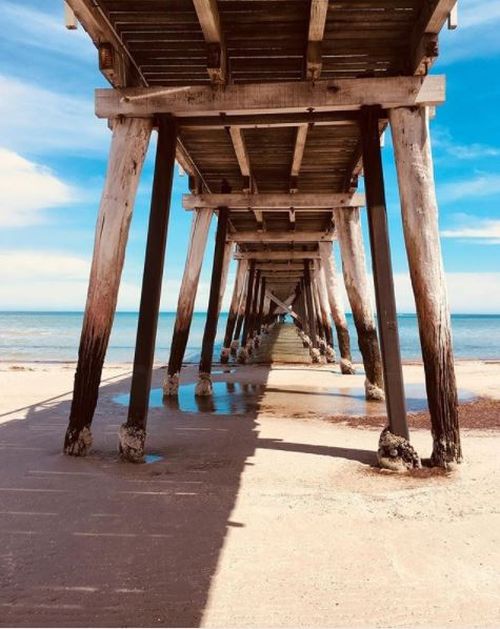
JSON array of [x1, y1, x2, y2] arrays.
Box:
[[265, 291, 299, 320], [66, 0, 145, 87], [291, 124, 308, 179], [183, 192, 365, 209], [228, 127, 256, 191], [179, 111, 360, 129], [192, 0, 226, 83], [411, 0, 457, 74], [255, 263, 304, 271], [360, 105, 408, 440], [307, 0, 329, 80], [235, 251, 320, 261], [122, 117, 177, 462], [95, 76, 446, 118], [229, 231, 334, 243]]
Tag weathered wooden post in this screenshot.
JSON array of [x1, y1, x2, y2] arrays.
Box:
[[232, 269, 248, 355], [318, 241, 354, 374], [163, 207, 213, 395], [304, 260, 320, 362], [256, 276, 266, 335], [317, 263, 336, 363], [334, 207, 385, 400], [120, 116, 177, 462], [221, 258, 248, 362], [196, 206, 231, 395], [360, 105, 410, 448], [247, 270, 261, 349], [390, 105, 461, 467], [64, 117, 152, 456], [238, 260, 256, 363]]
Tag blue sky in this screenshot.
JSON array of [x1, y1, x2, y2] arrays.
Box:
[[0, 0, 499, 313]]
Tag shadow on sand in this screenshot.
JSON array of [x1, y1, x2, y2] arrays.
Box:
[[0, 365, 374, 627]]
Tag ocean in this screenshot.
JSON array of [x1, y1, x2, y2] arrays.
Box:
[[0, 312, 499, 363]]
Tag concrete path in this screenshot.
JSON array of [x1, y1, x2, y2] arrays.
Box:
[[251, 323, 312, 364]]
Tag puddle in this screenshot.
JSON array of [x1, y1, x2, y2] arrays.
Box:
[[212, 368, 235, 375], [113, 381, 475, 417], [144, 454, 164, 464], [113, 381, 264, 416]]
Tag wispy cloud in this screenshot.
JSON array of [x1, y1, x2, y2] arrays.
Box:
[[441, 216, 500, 244], [433, 127, 500, 161], [0, 148, 74, 227], [438, 173, 500, 203], [0, 1, 92, 61], [0, 75, 108, 156]]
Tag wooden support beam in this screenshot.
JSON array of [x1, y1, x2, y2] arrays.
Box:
[[238, 260, 256, 362], [290, 124, 308, 188], [334, 207, 384, 400], [192, 0, 226, 83], [64, 117, 152, 456], [360, 105, 409, 440], [255, 263, 304, 271], [184, 192, 364, 210], [197, 206, 231, 393], [235, 251, 320, 261], [230, 231, 333, 243], [95, 76, 446, 118], [411, 0, 457, 74], [221, 259, 248, 362], [164, 208, 213, 394], [318, 241, 354, 374], [390, 105, 461, 466], [229, 127, 251, 178], [303, 261, 319, 351], [179, 111, 360, 130], [121, 117, 177, 462], [265, 291, 300, 321], [66, 0, 145, 87], [306, 0, 329, 80], [64, 2, 78, 29]]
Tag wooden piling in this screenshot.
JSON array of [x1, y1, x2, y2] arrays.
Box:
[[121, 116, 177, 462], [318, 241, 354, 374], [221, 258, 248, 362], [64, 117, 152, 456], [334, 207, 385, 400], [196, 206, 230, 395], [390, 105, 461, 465], [360, 105, 409, 440], [238, 260, 256, 362], [163, 208, 213, 395]]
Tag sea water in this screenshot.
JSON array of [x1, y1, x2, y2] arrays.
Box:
[[0, 312, 499, 363]]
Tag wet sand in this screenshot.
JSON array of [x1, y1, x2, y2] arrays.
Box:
[[0, 360, 499, 627]]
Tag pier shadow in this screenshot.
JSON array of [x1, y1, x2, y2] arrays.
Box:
[[0, 363, 375, 627]]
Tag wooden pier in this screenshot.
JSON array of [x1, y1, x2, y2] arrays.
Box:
[[63, 0, 461, 469]]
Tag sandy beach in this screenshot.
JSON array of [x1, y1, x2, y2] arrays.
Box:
[[0, 359, 499, 627]]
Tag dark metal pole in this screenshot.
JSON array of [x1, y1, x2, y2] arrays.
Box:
[[360, 105, 409, 440]]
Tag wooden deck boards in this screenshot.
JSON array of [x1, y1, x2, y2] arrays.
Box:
[[251, 323, 312, 365]]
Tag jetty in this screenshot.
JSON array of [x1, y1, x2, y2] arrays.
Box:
[[62, 0, 461, 469]]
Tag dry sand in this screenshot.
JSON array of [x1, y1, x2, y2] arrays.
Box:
[[0, 360, 499, 627]]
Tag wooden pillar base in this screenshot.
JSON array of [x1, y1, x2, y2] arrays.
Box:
[[220, 347, 231, 363], [195, 372, 213, 396], [325, 345, 336, 363], [365, 379, 385, 401], [230, 339, 239, 355], [64, 426, 93, 457], [118, 424, 146, 463], [163, 372, 179, 396], [237, 347, 249, 363], [310, 347, 321, 363], [377, 427, 421, 472]]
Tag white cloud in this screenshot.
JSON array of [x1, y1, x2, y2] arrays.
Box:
[[0, 148, 74, 227], [441, 217, 500, 244], [0, 250, 498, 314], [438, 173, 500, 203], [0, 75, 108, 156], [432, 127, 500, 161]]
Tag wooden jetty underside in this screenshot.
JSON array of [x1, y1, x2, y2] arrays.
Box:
[[64, 0, 462, 468]]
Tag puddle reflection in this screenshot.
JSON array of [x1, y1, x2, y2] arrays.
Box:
[[112, 381, 475, 417]]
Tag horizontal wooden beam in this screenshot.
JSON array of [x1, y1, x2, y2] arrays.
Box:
[[256, 264, 305, 271], [307, 0, 329, 80], [95, 76, 446, 118], [183, 192, 364, 210], [228, 231, 334, 243], [179, 111, 361, 130], [411, 0, 457, 74], [235, 251, 320, 261], [192, 0, 226, 84]]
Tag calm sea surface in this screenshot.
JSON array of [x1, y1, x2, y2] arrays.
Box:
[[0, 312, 499, 363]]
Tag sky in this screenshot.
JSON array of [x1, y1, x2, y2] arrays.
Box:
[[0, 0, 499, 313]]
